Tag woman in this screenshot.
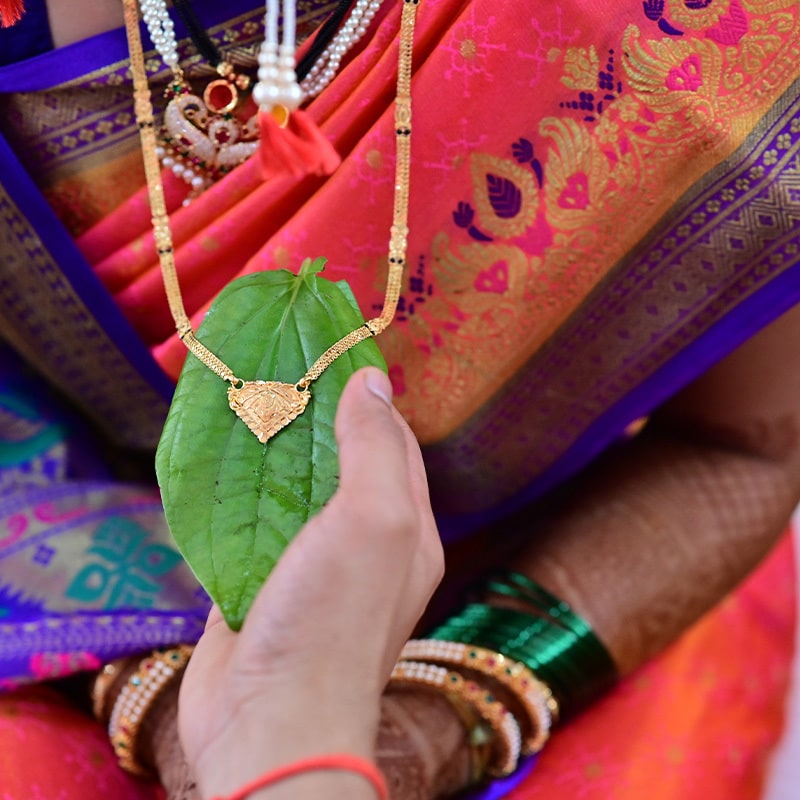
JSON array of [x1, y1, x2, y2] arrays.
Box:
[[0, 0, 799, 798]]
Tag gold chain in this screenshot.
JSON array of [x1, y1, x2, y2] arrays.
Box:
[[122, 0, 417, 440]]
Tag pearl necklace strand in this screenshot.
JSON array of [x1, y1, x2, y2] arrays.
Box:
[[300, 0, 384, 100], [139, 0, 219, 194], [253, 0, 302, 113], [139, 0, 179, 68]]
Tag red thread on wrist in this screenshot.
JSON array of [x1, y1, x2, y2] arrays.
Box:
[[210, 754, 388, 800]]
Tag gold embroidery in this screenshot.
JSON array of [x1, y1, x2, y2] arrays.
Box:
[[0, 185, 170, 450], [460, 39, 478, 60], [561, 46, 600, 91], [743, 0, 797, 12], [366, 149, 384, 170], [623, 28, 724, 129], [666, 0, 731, 29], [423, 94, 800, 512], [539, 117, 619, 230]]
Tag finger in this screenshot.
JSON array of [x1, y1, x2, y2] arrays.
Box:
[[204, 604, 225, 631], [392, 403, 434, 519], [333, 367, 412, 506]]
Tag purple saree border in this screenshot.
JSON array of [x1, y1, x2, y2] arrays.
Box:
[[435, 89, 800, 541], [436, 259, 800, 542], [0, 130, 175, 404], [0, 608, 208, 683], [463, 757, 538, 800], [0, 0, 267, 90]]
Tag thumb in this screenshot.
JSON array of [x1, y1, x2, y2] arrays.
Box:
[[334, 367, 411, 499]]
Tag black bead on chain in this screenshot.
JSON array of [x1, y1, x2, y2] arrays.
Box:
[[296, 0, 357, 81], [173, 0, 359, 82], [172, 0, 223, 67]]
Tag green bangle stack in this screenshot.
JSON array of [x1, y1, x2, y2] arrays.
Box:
[[427, 572, 617, 720]]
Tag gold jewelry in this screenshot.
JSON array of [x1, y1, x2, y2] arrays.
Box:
[[441, 692, 494, 786], [401, 639, 556, 754], [92, 658, 127, 721], [108, 645, 194, 776], [389, 660, 522, 778], [122, 0, 417, 444], [140, 0, 258, 198]]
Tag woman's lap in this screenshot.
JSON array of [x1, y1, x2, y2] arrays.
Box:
[[0, 534, 793, 800]]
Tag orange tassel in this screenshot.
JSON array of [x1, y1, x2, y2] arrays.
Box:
[[258, 109, 341, 181], [0, 0, 24, 27]]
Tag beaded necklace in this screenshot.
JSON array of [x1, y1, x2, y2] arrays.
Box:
[[140, 0, 384, 199], [139, 0, 259, 197]]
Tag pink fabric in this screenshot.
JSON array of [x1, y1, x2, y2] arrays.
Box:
[[0, 685, 162, 800], [509, 533, 796, 799]]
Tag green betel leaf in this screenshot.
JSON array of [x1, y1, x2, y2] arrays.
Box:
[[156, 259, 386, 630]]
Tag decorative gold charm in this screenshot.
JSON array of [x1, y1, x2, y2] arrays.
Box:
[[227, 380, 311, 443], [157, 60, 258, 198]]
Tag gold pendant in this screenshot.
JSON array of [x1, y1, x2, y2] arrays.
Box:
[[227, 380, 311, 444]]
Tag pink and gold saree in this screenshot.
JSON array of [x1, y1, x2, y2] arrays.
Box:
[[0, 0, 798, 797]]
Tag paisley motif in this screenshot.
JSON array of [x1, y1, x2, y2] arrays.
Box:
[[469, 154, 539, 238], [539, 117, 618, 231], [622, 26, 724, 132]]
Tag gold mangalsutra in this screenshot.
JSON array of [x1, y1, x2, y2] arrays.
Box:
[[122, 0, 417, 444]]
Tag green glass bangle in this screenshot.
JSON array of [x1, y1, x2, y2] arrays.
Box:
[[428, 605, 583, 716], [485, 572, 617, 681], [427, 575, 618, 720], [486, 572, 596, 639]]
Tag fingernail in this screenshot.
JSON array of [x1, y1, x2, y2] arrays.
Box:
[[365, 368, 393, 406]]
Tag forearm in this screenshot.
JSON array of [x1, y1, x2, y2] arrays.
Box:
[[508, 424, 800, 674]]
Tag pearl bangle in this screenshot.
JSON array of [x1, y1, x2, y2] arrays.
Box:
[[389, 660, 522, 777], [400, 639, 557, 754], [107, 645, 194, 776]]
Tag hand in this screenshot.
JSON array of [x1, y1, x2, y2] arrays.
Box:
[[178, 367, 444, 798]]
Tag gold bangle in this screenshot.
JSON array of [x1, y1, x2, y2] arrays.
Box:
[[107, 645, 194, 776], [389, 660, 521, 777], [401, 639, 556, 754], [92, 658, 126, 722], [442, 692, 494, 785]]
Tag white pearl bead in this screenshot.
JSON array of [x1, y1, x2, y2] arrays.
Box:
[[252, 83, 270, 106], [172, 163, 185, 175]]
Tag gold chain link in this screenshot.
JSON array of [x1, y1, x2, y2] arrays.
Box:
[[122, 0, 418, 391]]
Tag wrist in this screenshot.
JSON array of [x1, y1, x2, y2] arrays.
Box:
[[377, 690, 472, 798], [208, 766, 382, 800], [191, 701, 379, 799]]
